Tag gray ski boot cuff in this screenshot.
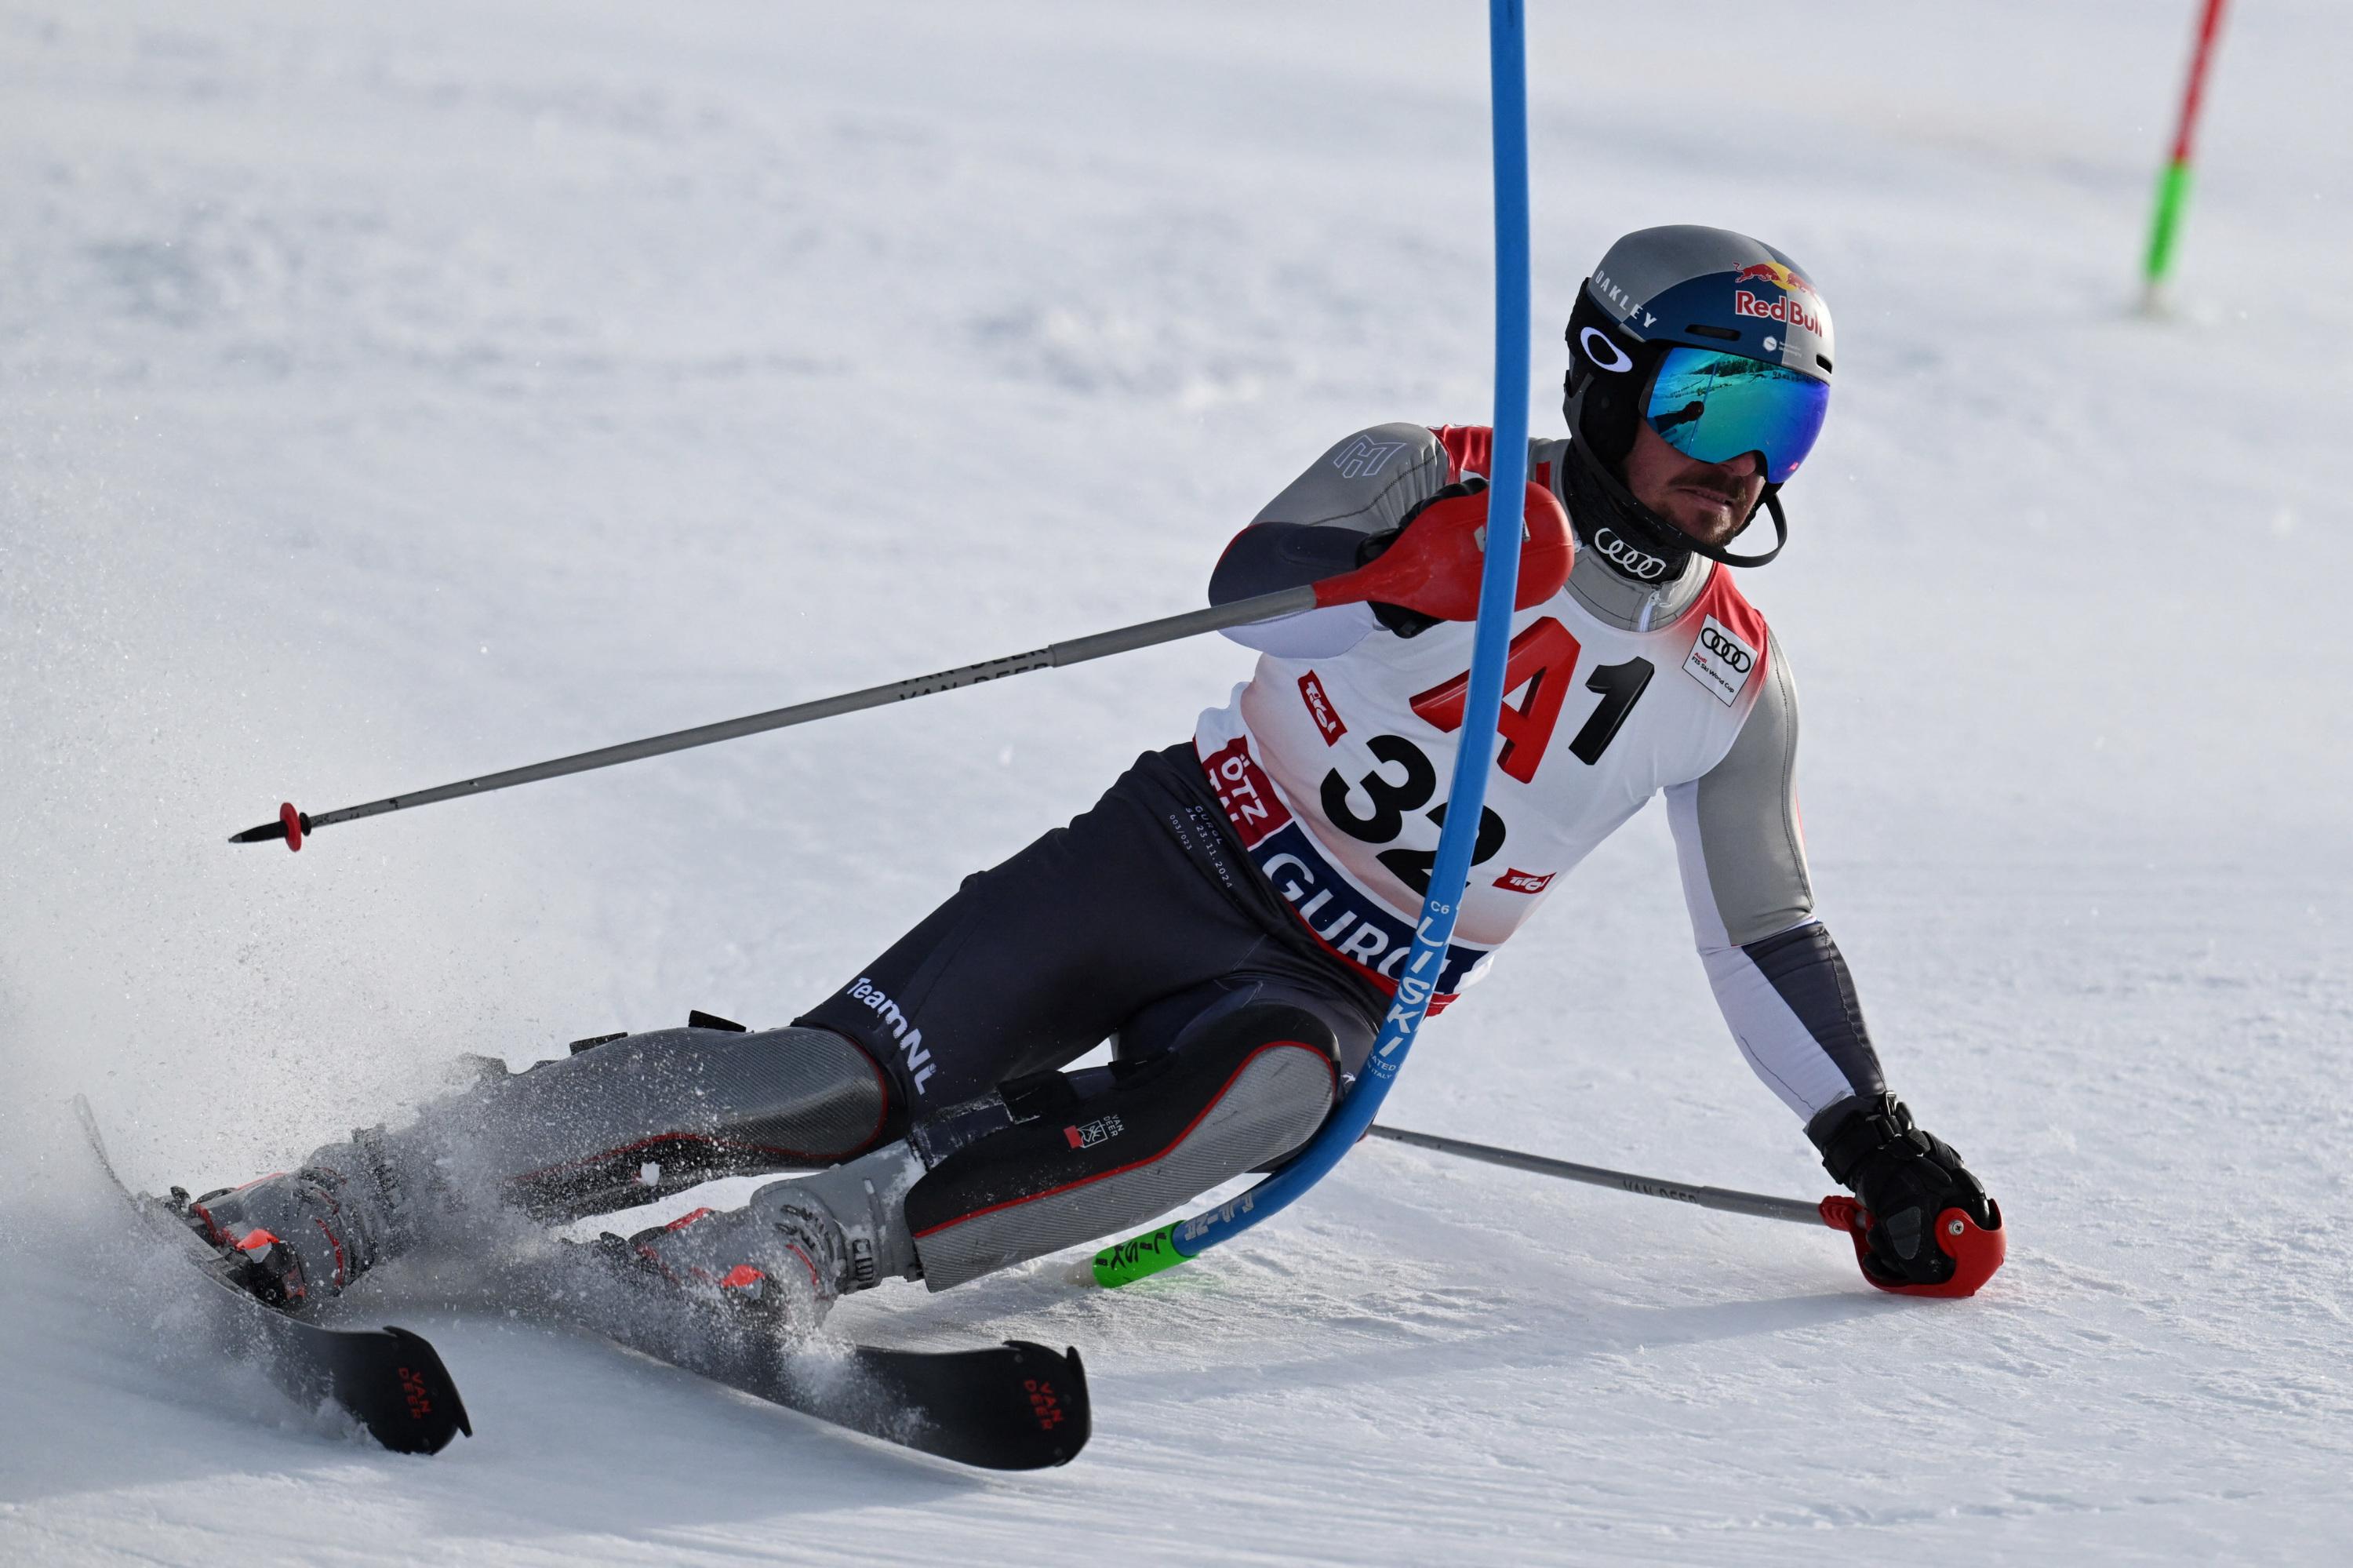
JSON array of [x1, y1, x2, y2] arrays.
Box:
[[187, 1128, 409, 1306], [756, 1139, 929, 1293]]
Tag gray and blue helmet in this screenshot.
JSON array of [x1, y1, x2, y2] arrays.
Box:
[[1563, 224, 1835, 571]]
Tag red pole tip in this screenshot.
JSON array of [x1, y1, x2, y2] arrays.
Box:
[[279, 802, 304, 853]]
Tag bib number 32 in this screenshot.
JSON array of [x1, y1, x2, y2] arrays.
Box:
[[1315, 617, 1656, 895], [1318, 735, 1504, 897]]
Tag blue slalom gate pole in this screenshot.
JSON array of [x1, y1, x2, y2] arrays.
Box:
[[1095, 0, 1533, 1286]]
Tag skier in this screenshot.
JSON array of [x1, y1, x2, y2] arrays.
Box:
[[184, 225, 2001, 1330]]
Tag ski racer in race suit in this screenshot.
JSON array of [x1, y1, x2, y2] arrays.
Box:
[[186, 226, 2000, 1328]]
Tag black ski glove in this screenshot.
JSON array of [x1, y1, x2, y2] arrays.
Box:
[[1355, 478, 1489, 638], [1807, 1093, 2000, 1290]]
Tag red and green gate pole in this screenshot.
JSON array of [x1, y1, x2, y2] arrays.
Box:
[[2142, 0, 2231, 311]]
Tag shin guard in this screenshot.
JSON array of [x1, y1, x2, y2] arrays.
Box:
[[395, 1022, 893, 1221], [904, 1006, 1339, 1290]]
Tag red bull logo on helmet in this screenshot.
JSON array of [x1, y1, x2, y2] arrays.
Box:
[[1733, 286, 1823, 337], [1733, 261, 1816, 297]]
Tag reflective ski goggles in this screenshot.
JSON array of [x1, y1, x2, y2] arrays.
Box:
[[1643, 346, 1830, 484]]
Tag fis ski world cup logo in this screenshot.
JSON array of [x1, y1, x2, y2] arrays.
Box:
[[1731, 262, 1822, 337]]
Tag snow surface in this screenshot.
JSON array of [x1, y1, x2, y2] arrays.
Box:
[[4, 1, 2350, 1562]]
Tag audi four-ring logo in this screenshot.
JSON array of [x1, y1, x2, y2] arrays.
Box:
[[1595, 527, 1667, 580], [1700, 628, 1754, 670]]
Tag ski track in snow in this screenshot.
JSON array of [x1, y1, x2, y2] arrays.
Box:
[[3, 2, 2348, 1563]]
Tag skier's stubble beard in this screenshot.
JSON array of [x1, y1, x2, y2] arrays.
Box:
[[1620, 422, 1766, 549]]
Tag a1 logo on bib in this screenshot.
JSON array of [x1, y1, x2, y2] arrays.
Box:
[[1684, 615, 1758, 707]]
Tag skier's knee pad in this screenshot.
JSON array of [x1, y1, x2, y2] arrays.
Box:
[[415, 1022, 893, 1221], [904, 1003, 1340, 1290]]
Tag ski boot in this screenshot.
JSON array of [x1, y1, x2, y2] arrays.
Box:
[[176, 1141, 403, 1311], [591, 1141, 926, 1337]]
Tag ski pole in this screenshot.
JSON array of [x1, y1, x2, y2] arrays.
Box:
[[1366, 1122, 2006, 1299], [1369, 1122, 1832, 1225], [228, 506, 1566, 853]]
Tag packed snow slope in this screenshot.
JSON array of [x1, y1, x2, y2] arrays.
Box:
[[4, 2, 2349, 1563]]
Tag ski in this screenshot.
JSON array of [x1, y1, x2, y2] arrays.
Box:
[[74, 1096, 472, 1457], [569, 1296, 1089, 1470]]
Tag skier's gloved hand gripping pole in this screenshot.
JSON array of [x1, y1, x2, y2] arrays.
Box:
[[1365, 1123, 2005, 1300], [227, 486, 1568, 851], [1092, 0, 1537, 1291]]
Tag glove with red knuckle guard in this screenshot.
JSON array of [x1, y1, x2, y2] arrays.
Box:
[[1353, 476, 1573, 636], [1808, 1093, 2002, 1291]]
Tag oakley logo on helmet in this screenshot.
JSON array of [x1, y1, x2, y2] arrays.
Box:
[[1594, 526, 1667, 580], [1588, 271, 1657, 329], [1579, 326, 1635, 374]]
